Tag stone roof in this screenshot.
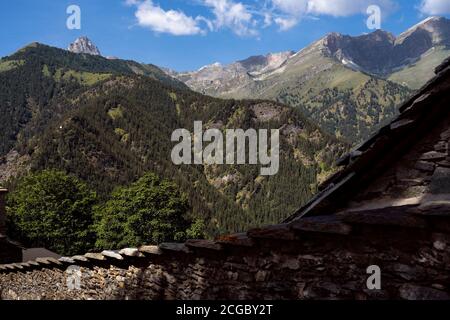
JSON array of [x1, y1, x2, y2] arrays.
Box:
[[284, 57, 450, 223], [0, 204, 448, 279], [22, 248, 61, 262]]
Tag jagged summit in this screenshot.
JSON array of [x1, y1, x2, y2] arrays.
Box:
[[295, 17, 450, 77], [403, 16, 446, 33], [167, 17, 450, 143], [396, 15, 450, 45], [68, 36, 101, 56]]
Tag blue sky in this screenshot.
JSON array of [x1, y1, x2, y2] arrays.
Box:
[[1, 0, 450, 71]]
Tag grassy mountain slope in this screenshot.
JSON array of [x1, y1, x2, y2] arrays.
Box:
[[272, 60, 409, 141], [389, 46, 450, 89], [0, 44, 348, 235], [2, 42, 186, 87], [0, 43, 186, 155], [173, 18, 450, 144], [203, 41, 412, 144]]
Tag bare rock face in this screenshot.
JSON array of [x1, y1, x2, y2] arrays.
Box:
[[173, 51, 294, 96], [321, 16, 450, 76], [399, 284, 450, 300], [68, 36, 101, 56], [171, 16, 450, 96], [322, 30, 397, 75]]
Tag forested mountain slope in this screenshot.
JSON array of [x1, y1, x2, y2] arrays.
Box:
[[0, 44, 348, 235]]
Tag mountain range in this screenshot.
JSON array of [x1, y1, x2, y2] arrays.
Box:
[[171, 16, 450, 143], [0, 40, 347, 236]]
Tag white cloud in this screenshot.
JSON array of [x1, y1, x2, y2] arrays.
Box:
[[270, 0, 398, 30], [203, 0, 258, 36], [125, 0, 140, 5], [128, 0, 258, 37], [272, 0, 309, 15], [127, 0, 400, 36], [308, 0, 386, 17], [132, 0, 205, 36], [271, 0, 308, 30], [419, 0, 450, 15], [274, 17, 299, 30], [308, 0, 360, 17]]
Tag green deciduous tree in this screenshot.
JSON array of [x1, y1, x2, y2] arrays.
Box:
[[7, 170, 97, 255], [94, 173, 191, 249], [186, 219, 206, 240]]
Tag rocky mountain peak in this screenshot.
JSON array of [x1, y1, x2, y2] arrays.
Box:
[[168, 16, 450, 96], [68, 36, 101, 56], [317, 17, 450, 76], [238, 51, 294, 74], [413, 16, 446, 29], [325, 32, 343, 40], [397, 16, 450, 45], [366, 29, 396, 42], [266, 51, 295, 65]]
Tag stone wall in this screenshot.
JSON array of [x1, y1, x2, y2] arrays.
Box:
[[1, 214, 450, 300], [0, 189, 7, 234]]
